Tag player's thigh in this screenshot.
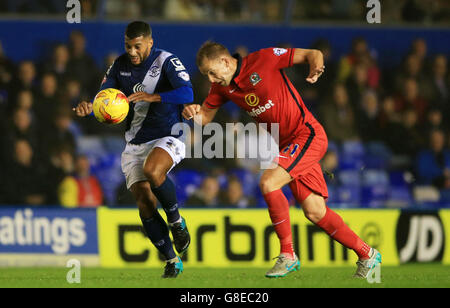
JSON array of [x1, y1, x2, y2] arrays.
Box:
[[259, 165, 293, 194], [143, 137, 186, 185]]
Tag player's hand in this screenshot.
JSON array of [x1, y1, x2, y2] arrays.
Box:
[[72, 101, 93, 117], [306, 65, 325, 84], [128, 92, 161, 103], [182, 104, 201, 120]]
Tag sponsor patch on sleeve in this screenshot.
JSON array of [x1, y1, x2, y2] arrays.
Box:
[[273, 48, 288, 56]]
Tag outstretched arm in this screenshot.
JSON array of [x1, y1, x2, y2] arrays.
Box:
[[292, 48, 325, 84], [182, 104, 218, 126]]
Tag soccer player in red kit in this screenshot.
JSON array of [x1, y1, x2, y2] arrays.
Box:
[[183, 41, 382, 278]]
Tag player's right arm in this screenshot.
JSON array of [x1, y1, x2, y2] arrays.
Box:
[[182, 103, 218, 125], [73, 59, 119, 117], [182, 83, 225, 125]]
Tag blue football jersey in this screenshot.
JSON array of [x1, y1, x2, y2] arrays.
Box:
[[101, 47, 193, 144]]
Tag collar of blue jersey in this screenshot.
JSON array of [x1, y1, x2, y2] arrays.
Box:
[[231, 53, 243, 85]]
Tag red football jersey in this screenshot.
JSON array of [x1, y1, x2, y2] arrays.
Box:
[[204, 47, 318, 147]]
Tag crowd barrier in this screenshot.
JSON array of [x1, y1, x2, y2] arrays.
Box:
[[0, 207, 449, 267]]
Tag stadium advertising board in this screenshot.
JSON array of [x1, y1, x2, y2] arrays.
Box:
[[0, 208, 99, 266], [98, 208, 404, 268]]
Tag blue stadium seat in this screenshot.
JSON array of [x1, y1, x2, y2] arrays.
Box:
[[364, 142, 391, 169], [325, 184, 340, 205], [338, 170, 361, 186], [362, 170, 389, 187], [173, 170, 205, 205], [388, 186, 413, 207], [76, 136, 106, 158], [389, 171, 409, 188], [103, 136, 126, 154], [93, 153, 123, 205], [336, 185, 361, 206], [339, 141, 365, 170], [361, 186, 389, 208], [327, 141, 339, 154], [439, 190, 450, 208]]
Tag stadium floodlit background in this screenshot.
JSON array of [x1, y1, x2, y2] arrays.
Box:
[[0, 0, 450, 288]]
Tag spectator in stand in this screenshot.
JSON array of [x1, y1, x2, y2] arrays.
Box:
[[394, 53, 427, 97], [426, 54, 449, 113], [416, 129, 450, 189], [41, 107, 77, 158], [0, 40, 14, 92], [3, 108, 41, 162], [67, 30, 100, 97], [402, 0, 427, 23], [319, 83, 359, 143], [34, 72, 60, 129], [59, 155, 104, 208], [185, 176, 220, 207], [42, 44, 71, 85], [218, 176, 256, 208], [8, 61, 37, 108], [64, 78, 84, 109], [46, 145, 75, 205], [345, 62, 371, 113], [15, 89, 34, 112], [384, 107, 425, 162], [358, 90, 382, 143], [337, 37, 370, 82], [395, 78, 428, 124], [378, 95, 401, 130], [2, 139, 48, 205], [422, 108, 445, 139], [164, 0, 203, 21], [409, 38, 428, 65], [80, 0, 98, 18]]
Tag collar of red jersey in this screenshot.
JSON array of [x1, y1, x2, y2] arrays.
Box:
[[231, 53, 244, 86]]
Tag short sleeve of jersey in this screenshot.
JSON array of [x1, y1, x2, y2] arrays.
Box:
[[100, 59, 119, 91], [257, 47, 295, 70], [163, 55, 193, 89], [203, 84, 227, 109]]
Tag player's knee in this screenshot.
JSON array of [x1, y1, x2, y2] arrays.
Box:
[[303, 208, 324, 223], [302, 196, 326, 223], [143, 166, 165, 188], [259, 176, 275, 195]]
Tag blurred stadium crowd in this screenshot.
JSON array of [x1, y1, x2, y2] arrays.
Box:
[[0, 1, 449, 209], [0, 0, 449, 24]]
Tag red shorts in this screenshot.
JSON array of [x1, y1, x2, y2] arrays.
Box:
[[276, 121, 329, 203]]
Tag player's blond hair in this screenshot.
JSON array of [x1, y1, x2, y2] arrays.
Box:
[[196, 41, 231, 68]]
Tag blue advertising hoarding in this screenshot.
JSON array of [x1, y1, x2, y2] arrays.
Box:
[[0, 208, 99, 266]]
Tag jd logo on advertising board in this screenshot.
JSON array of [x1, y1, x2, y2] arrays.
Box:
[[396, 212, 445, 263]]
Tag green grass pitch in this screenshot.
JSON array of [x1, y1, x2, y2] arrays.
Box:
[[1, 265, 449, 288]]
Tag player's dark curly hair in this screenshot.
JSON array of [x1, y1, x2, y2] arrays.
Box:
[[126, 21, 152, 39], [196, 41, 230, 68]]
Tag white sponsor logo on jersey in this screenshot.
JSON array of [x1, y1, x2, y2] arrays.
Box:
[[247, 100, 275, 117], [170, 58, 186, 71], [273, 48, 288, 56], [178, 71, 190, 81]]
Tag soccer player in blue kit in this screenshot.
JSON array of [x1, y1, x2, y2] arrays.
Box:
[[74, 21, 191, 278]]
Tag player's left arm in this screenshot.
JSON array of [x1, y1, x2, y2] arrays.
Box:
[[292, 48, 325, 84]]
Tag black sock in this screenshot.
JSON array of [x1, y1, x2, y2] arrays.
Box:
[[141, 212, 176, 260], [152, 177, 181, 224]]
